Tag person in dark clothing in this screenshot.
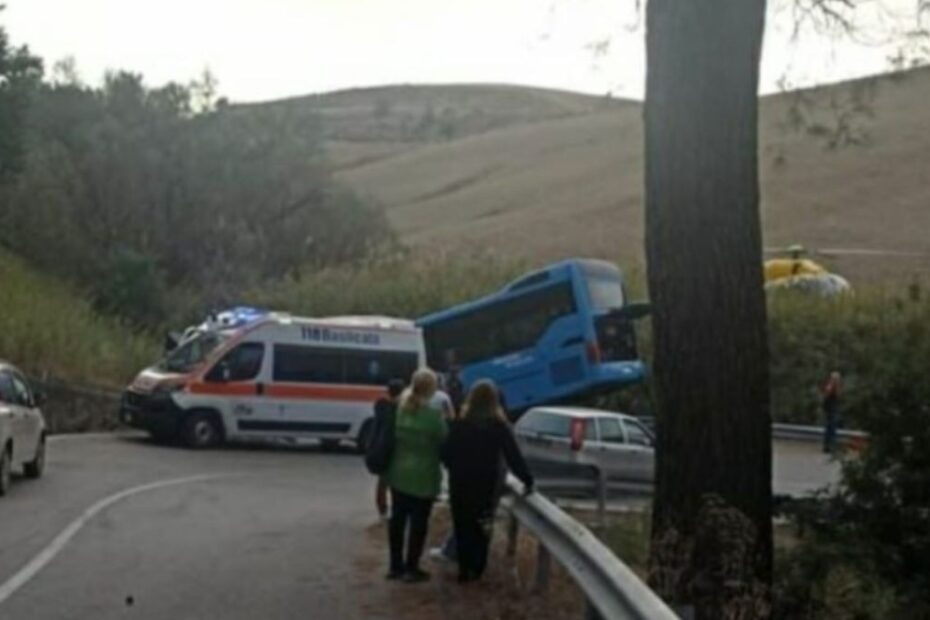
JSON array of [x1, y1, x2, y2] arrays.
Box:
[[822, 371, 842, 454], [373, 379, 407, 517], [443, 379, 534, 583], [443, 350, 466, 415]]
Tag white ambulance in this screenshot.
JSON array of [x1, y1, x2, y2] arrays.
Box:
[[120, 308, 424, 449]]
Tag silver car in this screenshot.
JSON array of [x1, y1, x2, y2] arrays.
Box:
[[514, 406, 655, 485], [0, 362, 48, 496]]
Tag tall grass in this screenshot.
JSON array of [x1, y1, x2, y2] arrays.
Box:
[[0, 251, 158, 387], [247, 250, 532, 319]]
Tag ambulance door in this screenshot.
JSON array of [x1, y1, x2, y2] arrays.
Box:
[[202, 342, 272, 436], [271, 345, 351, 438]]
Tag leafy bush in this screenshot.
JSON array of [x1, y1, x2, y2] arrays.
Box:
[[767, 285, 929, 424]]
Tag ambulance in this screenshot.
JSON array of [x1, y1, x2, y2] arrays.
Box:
[[120, 308, 424, 449]]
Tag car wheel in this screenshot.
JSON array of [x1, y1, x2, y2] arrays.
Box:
[[355, 420, 373, 455], [181, 412, 223, 449], [24, 436, 45, 479], [0, 445, 11, 496]]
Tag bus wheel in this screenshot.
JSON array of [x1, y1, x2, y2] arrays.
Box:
[[355, 420, 373, 455], [181, 411, 223, 449]]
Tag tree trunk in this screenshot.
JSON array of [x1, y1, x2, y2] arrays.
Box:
[[644, 1, 773, 618]]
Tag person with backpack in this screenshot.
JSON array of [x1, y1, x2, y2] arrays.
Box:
[[369, 379, 406, 517], [384, 369, 448, 583], [442, 379, 534, 583]]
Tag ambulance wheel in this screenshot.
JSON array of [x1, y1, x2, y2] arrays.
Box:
[[181, 411, 223, 449], [355, 420, 373, 455]]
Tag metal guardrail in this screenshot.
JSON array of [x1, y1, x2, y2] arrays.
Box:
[[771, 423, 868, 444], [502, 475, 678, 620], [639, 417, 867, 446]]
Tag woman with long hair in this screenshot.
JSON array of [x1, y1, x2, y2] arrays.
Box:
[[384, 369, 448, 583], [443, 380, 534, 583]]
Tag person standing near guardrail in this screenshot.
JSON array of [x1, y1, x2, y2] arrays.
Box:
[[442, 380, 534, 583], [370, 379, 407, 518], [822, 370, 842, 454], [384, 369, 448, 583]]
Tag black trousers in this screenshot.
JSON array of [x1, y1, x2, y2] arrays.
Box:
[[388, 488, 434, 573], [450, 476, 498, 578]]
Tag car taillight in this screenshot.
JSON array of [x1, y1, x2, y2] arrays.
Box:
[[586, 341, 601, 364], [570, 418, 586, 451]]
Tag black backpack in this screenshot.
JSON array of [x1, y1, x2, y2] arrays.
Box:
[[365, 401, 396, 475]]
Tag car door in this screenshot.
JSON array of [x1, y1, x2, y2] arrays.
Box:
[[9, 372, 41, 461], [515, 411, 574, 476], [594, 416, 638, 482], [0, 371, 19, 449], [620, 418, 656, 483]]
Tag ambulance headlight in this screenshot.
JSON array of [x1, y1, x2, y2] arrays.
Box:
[[152, 383, 184, 398]]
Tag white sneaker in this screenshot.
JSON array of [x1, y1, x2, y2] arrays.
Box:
[[428, 547, 450, 562]]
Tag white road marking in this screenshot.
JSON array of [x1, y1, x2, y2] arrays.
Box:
[[0, 473, 232, 605]]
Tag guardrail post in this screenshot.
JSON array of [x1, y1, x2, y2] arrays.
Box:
[[506, 512, 519, 558], [594, 466, 607, 532], [534, 540, 551, 593]]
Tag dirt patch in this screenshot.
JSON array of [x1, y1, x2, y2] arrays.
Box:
[[353, 506, 586, 620]]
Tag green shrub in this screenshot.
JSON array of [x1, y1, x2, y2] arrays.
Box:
[[0, 250, 157, 386], [767, 286, 930, 424]]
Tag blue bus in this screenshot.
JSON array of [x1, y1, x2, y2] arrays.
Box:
[[416, 259, 646, 416]]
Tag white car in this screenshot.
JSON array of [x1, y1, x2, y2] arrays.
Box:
[[514, 406, 655, 485], [0, 362, 48, 495]]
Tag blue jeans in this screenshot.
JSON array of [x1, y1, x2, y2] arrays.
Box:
[[823, 413, 839, 453]]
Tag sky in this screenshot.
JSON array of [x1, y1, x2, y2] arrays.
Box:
[[2, 0, 925, 103]]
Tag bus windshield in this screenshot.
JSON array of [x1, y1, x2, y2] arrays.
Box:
[[580, 262, 625, 311], [159, 331, 226, 374]]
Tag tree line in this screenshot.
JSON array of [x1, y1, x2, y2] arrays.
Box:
[[0, 20, 393, 326]]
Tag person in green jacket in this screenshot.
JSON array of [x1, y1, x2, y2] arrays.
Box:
[[385, 368, 448, 583]]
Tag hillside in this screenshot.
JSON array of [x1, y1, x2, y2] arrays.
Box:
[[307, 71, 930, 283]]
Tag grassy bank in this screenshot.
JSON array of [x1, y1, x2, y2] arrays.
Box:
[[0, 250, 158, 387]]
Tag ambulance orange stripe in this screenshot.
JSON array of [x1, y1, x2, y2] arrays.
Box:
[[267, 384, 384, 402], [188, 383, 257, 396], [187, 382, 385, 402]]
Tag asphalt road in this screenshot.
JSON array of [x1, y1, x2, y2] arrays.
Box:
[[0, 433, 840, 620], [0, 433, 385, 620]]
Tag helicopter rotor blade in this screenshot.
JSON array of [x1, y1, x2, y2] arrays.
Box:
[[814, 248, 930, 258]]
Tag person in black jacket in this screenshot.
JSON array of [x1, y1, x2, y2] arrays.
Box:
[[373, 379, 406, 517], [443, 379, 534, 583]]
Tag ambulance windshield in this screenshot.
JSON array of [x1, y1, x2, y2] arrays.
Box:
[[159, 331, 226, 373]]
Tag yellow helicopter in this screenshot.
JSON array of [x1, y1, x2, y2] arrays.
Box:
[[763, 245, 851, 296]]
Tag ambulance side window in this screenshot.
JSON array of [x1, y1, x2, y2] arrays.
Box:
[[206, 343, 265, 382]]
